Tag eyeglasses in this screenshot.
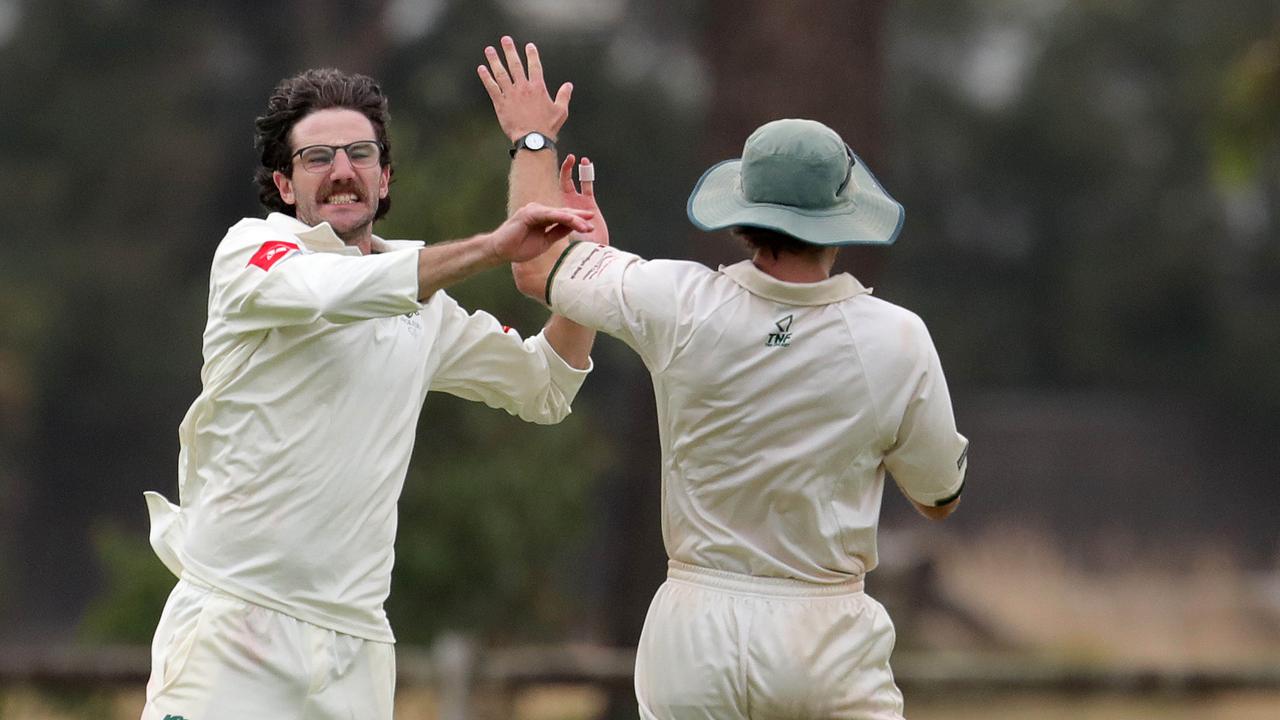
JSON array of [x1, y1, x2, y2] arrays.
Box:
[[289, 140, 383, 174]]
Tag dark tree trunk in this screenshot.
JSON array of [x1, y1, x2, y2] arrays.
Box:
[[697, 0, 894, 284]]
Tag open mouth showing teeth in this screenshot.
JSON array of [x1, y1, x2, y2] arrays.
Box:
[[324, 193, 360, 205]]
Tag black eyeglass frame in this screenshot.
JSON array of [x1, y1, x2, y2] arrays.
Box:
[[287, 140, 384, 174]]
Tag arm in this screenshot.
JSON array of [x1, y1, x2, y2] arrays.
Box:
[[882, 315, 969, 519], [413, 202, 595, 302], [479, 36, 606, 370], [429, 292, 590, 425], [214, 207, 592, 335]]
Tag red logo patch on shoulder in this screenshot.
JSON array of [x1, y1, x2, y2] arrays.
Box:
[[247, 241, 300, 271], [501, 325, 519, 337]]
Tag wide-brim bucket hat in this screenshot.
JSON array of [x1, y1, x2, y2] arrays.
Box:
[[686, 118, 904, 246]]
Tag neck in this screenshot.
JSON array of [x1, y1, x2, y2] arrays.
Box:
[[340, 228, 375, 255], [752, 247, 838, 283]]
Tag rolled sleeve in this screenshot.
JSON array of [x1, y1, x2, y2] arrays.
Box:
[[882, 316, 968, 506], [429, 293, 590, 425]]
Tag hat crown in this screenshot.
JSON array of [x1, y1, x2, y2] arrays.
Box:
[[740, 119, 848, 209]]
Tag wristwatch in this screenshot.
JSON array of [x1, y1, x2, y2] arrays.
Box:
[[510, 131, 556, 158]]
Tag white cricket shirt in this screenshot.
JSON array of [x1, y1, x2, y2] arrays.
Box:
[[547, 242, 967, 582], [145, 213, 589, 642]]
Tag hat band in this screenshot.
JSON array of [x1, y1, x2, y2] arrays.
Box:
[[836, 144, 856, 196]]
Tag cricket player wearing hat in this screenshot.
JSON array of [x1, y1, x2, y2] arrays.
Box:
[[482, 38, 967, 719]]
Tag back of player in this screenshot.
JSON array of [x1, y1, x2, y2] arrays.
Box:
[[478, 42, 968, 718], [542, 119, 967, 719], [549, 246, 965, 719]]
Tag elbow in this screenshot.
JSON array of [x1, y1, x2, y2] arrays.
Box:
[[517, 390, 575, 425], [913, 495, 960, 521]]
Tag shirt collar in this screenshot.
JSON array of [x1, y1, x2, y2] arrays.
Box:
[[719, 259, 870, 306], [265, 212, 424, 255]]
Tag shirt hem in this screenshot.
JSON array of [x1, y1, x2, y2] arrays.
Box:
[[179, 566, 396, 644]]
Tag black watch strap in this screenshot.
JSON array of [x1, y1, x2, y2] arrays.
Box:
[[510, 131, 556, 158]]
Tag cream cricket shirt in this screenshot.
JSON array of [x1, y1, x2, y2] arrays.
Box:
[[548, 243, 966, 582], [145, 213, 589, 642]]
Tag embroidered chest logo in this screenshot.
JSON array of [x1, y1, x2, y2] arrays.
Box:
[[766, 314, 793, 347], [247, 240, 299, 271], [400, 310, 422, 336]]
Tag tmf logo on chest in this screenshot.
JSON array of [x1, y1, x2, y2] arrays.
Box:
[[766, 315, 793, 347]]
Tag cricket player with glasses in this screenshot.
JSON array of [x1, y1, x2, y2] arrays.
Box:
[[480, 37, 968, 719], [139, 68, 605, 719]]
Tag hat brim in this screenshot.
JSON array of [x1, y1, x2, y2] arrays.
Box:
[[686, 152, 904, 246]]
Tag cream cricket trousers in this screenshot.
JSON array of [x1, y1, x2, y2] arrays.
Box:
[[635, 561, 905, 720], [140, 578, 395, 720]]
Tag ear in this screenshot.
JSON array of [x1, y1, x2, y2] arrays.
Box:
[[273, 170, 296, 206], [378, 165, 390, 199]]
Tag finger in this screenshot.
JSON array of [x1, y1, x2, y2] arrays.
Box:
[[554, 82, 573, 112], [526, 42, 545, 87], [477, 66, 502, 101], [578, 157, 594, 197], [484, 45, 512, 89], [545, 208, 594, 225], [562, 217, 595, 233], [501, 36, 526, 84], [520, 202, 594, 222], [560, 154, 577, 194]]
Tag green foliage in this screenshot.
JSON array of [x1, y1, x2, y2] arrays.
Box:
[[389, 394, 609, 644], [885, 0, 1280, 420], [377, 110, 614, 644], [78, 525, 174, 645], [1212, 28, 1280, 185]]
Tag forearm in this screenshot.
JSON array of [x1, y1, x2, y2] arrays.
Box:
[[509, 149, 569, 300], [542, 314, 593, 369], [508, 144, 560, 212], [416, 234, 502, 302]]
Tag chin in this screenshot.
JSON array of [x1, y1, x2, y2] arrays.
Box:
[[324, 206, 374, 228]]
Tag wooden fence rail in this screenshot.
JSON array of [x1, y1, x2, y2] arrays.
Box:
[[3, 642, 1278, 703]]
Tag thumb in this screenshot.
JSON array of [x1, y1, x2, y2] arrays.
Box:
[[555, 82, 573, 111]]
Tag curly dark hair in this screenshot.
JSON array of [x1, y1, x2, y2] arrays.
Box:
[[253, 68, 393, 220]]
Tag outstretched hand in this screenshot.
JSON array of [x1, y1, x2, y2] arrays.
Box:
[[489, 203, 595, 264], [478, 36, 571, 142], [557, 153, 609, 247]]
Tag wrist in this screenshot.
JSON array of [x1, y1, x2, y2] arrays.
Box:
[[477, 230, 505, 267], [510, 131, 558, 158], [508, 128, 557, 142]]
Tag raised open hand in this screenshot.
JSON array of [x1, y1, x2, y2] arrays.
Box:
[[478, 36, 571, 143]]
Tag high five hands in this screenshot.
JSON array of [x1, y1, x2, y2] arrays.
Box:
[[479, 36, 609, 248]]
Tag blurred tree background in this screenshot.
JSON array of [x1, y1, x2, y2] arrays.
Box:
[[0, 0, 1277, 690]]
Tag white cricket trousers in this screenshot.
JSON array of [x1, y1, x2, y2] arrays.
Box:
[[140, 578, 396, 720], [635, 561, 905, 720]]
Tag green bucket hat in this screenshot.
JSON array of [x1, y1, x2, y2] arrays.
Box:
[[686, 118, 904, 246]]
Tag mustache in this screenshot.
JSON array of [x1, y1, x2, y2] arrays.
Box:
[[316, 182, 367, 202]]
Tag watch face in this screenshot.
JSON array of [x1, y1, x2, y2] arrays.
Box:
[[525, 133, 546, 150]]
